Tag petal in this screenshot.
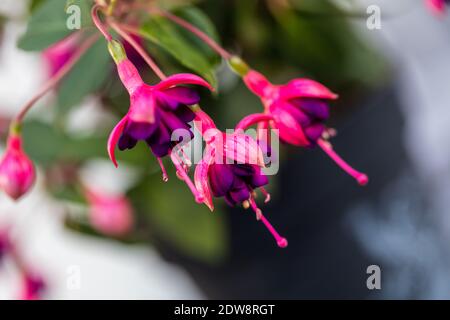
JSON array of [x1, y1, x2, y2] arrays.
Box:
[[161, 87, 200, 107], [175, 106, 196, 123], [294, 99, 329, 120], [280, 79, 338, 100], [155, 73, 213, 92], [107, 116, 128, 167], [305, 123, 325, 142], [224, 134, 265, 167], [118, 134, 137, 150], [249, 167, 269, 188], [243, 70, 273, 97], [124, 120, 158, 140], [229, 186, 250, 204], [209, 164, 234, 197], [235, 113, 274, 131], [194, 147, 215, 211], [270, 102, 310, 147]]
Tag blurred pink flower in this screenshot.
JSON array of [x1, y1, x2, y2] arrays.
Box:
[[19, 272, 46, 300], [43, 34, 79, 77], [85, 188, 134, 237], [426, 0, 448, 15], [0, 134, 36, 200]]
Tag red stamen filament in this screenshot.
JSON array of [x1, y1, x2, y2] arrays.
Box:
[[317, 139, 368, 186], [249, 198, 288, 248]]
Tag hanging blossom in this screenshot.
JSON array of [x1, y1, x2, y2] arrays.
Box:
[[84, 186, 134, 237], [154, 12, 368, 186], [106, 40, 213, 167], [43, 33, 80, 77], [19, 272, 46, 300], [229, 58, 368, 186], [192, 110, 288, 248], [0, 127, 36, 200], [425, 0, 449, 14]]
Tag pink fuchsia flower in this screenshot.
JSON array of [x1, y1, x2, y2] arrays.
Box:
[[107, 40, 213, 168], [426, 0, 449, 15], [19, 272, 46, 300], [84, 187, 134, 237], [43, 33, 79, 77], [193, 111, 287, 248], [0, 132, 36, 200], [239, 69, 368, 186]]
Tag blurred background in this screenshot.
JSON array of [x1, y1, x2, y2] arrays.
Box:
[[1, 0, 450, 299]]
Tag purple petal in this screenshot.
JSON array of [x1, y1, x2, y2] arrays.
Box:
[[305, 123, 325, 142], [118, 134, 137, 150], [249, 167, 269, 188], [124, 120, 157, 140], [229, 187, 250, 203], [209, 164, 234, 197], [175, 106, 196, 123], [294, 99, 329, 120], [162, 87, 200, 106]]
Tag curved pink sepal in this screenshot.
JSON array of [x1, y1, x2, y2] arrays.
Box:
[[107, 116, 128, 167], [224, 134, 265, 167], [243, 70, 272, 97], [235, 113, 273, 131], [280, 78, 338, 101], [155, 73, 214, 92], [194, 147, 215, 211], [271, 102, 309, 147]]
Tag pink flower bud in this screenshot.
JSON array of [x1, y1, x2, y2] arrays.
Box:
[[85, 188, 134, 237], [0, 134, 36, 200]]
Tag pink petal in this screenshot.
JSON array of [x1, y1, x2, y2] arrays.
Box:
[[194, 147, 215, 211], [243, 70, 273, 97], [107, 116, 128, 168], [224, 134, 265, 167], [271, 102, 310, 147], [280, 79, 338, 100], [235, 113, 274, 131], [155, 73, 213, 92]]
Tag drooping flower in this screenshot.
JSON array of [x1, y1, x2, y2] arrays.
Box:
[[43, 33, 79, 77], [107, 40, 213, 168], [238, 68, 368, 186], [426, 0, 449, 15], [193, 110, 287, 248], [0, 132, 36, 200], [19, 272, 46, 300], [84, 187, 134, 237]]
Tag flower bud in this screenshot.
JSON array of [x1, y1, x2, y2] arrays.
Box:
[[0, 134, 36, 200]]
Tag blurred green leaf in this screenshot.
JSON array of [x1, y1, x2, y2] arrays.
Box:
[[140, 12, 218, 88], [130, 170, 228, 263], [57, 38, 112, 113], [18, 0, 92, 51]]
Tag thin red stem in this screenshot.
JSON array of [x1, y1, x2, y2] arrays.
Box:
[[91, 5, 112, 41], [15, 34, 98, 124], [109, 21, 167, 80], [156, 10, 232, 60]]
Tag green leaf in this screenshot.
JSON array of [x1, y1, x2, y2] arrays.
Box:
[[57, 38, 112, 112], [130, 170, 228, 263], [140, 13, 218, 88], [18, 0, 92, 51]]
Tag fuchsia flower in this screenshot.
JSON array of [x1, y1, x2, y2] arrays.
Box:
[[426, 0, 449, 15], [0, 133, 36, 200], [84, 187, 134, 237], [107, 41, 213, 167], [193, 111, 287, 248], [20, 272, 46, 300], [239, 69, 368, 186], [43, 34, 79, 77]]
